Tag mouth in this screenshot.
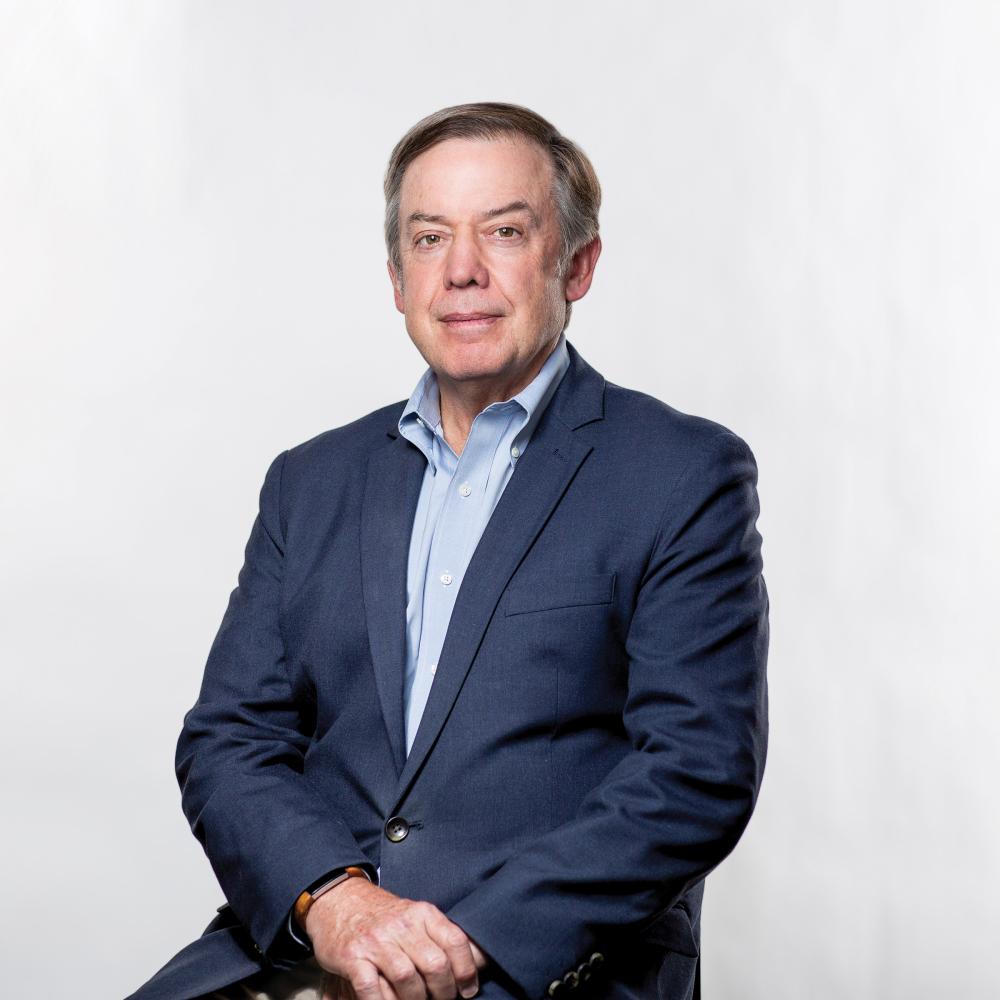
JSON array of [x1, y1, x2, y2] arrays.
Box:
[[438, 312, 503, 330]]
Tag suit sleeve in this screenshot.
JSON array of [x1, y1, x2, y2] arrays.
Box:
[[447, 430, 769, 998], [175, 451, 374, 958]]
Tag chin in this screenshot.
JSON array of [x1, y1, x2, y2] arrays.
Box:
[[436, 342, 512, 380], [438, 360, 507, 384]]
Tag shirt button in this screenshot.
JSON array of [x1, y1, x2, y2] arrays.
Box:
[[430, 663, 437, 675], [459, 483, 472, 497], [440, 573, 453, 585], [510, 446, 521, 458]]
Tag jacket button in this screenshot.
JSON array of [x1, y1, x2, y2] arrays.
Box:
[[385, 815, 410, 842], [547, 980, 566, 998], [562, 970, 580, 990], [589, 952, 605, 970]]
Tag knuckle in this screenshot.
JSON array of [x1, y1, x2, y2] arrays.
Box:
[[421, 951, 448, 976], [387, 961, 417, 984], [348, 966, 378, 992], [443, 927, 468, 949]]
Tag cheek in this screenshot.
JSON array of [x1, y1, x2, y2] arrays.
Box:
[[521, 276, 563, 321], [401, 276, 436, 319], [503, 262, 550, 312]]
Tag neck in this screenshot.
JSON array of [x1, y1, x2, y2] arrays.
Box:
[[436, 338, 559, 456]]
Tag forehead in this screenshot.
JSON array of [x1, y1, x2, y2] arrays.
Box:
[[399, 137, 555, 217]]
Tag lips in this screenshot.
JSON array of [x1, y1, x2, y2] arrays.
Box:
[[439, 312, 502, 322]]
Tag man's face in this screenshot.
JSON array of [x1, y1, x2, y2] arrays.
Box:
[[389, 137, 572, 392]]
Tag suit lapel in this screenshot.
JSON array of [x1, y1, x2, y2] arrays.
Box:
[[360, 430, 426, 775], [392, 344, 606, 806]]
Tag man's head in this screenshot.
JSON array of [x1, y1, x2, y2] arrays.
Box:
[[384, 102, 602, 395]]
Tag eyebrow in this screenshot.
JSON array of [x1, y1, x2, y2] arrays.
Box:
[[406, 200, 539, 228], [483, 200, 538, 222]]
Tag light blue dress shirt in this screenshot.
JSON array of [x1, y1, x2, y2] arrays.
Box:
[[397, 334, 571, 754]]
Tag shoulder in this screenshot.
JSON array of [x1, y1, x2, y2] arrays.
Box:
[[257, 400, 406, 501], [285, 400, 405, 472], [598, 380, 757, 472], [594, 383, 761, 549]]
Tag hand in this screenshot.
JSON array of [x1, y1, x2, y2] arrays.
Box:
[[306, 877, 485, 1000]]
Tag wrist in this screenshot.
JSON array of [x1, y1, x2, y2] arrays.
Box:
[[293, 866, 371, 935]]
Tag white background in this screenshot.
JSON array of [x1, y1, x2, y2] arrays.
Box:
[[2, 2, 998, 997]]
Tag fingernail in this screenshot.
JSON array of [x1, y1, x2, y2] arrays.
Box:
[[461, 986, 477, 998]]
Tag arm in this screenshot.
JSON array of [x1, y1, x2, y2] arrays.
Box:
[[177, 452, 483, 999], [175, 451, 373, 958], [447, 430, 769, 998]]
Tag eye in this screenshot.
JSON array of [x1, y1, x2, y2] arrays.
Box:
[[494, 226, 520, 238], [416, 233, 442, 246]]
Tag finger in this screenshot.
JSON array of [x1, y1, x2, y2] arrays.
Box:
[[469, 940, 488, 971], [344, 959, 386, 1000], [378, 973, 399, 1000], [408, 939, 458, 1000], [424, 911, 479, 998], [376, 945, 426, 1000]]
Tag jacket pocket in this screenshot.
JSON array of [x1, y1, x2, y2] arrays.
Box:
[[505, 572, 616, 616]]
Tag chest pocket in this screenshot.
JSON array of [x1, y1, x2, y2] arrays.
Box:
[[504, 571, 616, 616]]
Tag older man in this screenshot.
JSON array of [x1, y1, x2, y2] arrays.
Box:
[[128, 102, 768, 1000]]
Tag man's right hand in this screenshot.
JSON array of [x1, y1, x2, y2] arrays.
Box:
[[305, 877, 482, 1000]]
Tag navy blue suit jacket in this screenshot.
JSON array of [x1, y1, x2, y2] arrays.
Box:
[[128, 341, 768, 1000]]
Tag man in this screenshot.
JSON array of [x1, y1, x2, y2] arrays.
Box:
[[129, 102, 768, 1000]]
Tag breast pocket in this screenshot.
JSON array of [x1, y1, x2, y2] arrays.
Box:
[[504, 571, 616, 616]]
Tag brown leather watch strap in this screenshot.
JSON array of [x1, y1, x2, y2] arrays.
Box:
[[293, 865, 371, 932]]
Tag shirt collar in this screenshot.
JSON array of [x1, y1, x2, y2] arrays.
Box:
[[398, 334, 570, 464], [399, 366, 442, 436], [508, 333, 570, 427]]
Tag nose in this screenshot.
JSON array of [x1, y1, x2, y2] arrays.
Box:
[[444, 229, 489, 289]]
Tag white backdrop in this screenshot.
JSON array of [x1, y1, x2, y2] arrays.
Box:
[[2, 2, 997, 997]]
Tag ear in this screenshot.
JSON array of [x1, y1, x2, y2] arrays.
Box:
[[387, 259, 405, 314], [564, 236, 602, 303]]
